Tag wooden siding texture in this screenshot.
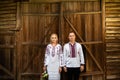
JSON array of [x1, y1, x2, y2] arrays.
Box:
[[105, 0, 120, 80], [0, 0, 17, 80]]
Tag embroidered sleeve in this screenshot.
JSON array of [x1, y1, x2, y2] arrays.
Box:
[[59, 45, 64, 67], [63, 45, 67, 66], [44, 45, 50, 66], [79, 44, 85, 65]]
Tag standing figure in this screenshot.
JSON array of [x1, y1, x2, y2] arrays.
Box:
[[63, 32, 85, 80], [43, 33, 64, 80]]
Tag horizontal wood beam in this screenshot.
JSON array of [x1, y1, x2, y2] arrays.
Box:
[[80, 41, 103, 44], [64, 11, 102, 15], [22, 13, 59, 16], [21, 71, 103, 76], [22, 11, 101, 16], [0, 76, 14, 79], [0, 45, 15, 48], [26, 0, 100, 3], [22, 41, 103, 46], [80, 71, 103, 76]]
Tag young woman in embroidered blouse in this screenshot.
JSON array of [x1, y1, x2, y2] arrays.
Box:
[[43, 33, 64, 80]]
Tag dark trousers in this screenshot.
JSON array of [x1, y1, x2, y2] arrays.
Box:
[[67, 67, 80, 80]]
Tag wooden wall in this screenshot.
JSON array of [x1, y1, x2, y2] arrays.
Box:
[[0, 1, 17, 80], [105, 0, 120, 80], [0, 0, 120, 80]]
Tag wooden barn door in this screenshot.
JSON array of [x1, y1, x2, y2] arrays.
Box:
[[0, 1, 17, 80], [18, 2, 60, 80], [60, 1, 104, 80], [17, 0, 104, 80]]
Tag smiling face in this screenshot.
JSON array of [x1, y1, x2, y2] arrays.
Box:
[[68, 32, 76, 43], [50, 34, 58, 44]]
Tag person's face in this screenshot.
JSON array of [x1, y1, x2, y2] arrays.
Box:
[[50, 34, 58, 43], [68, 32, 76, 42]]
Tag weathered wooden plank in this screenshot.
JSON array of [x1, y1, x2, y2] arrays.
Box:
[[105, 37, 120, 40], [106, 43, 120, 48], [106, 61, 120, 66], [106, 0, 120, 2], [0, 6, 16, 11], [106, 35, 120, 37], [0, 10, 16, 14], [0, 21, 16, 25], [107, 75, 120, 80], [106, 30, 120, 33], [0, 16, 16, 20], [106, 22, 120, 26], [0, 24, 16, 27], [106, 39, 120, 43], [0, 31, 15, 35], [106, 15, 120, 18], [0, 45, 15, 48], [0, 14, 16, 18], [106, 43, 120, 49], [107, 64, 120, 70], [106, 51, 120, 55], [106, 49, 120, 52], [107, 59, 120, 63], [106, 48, 120, 52], [105, 3, 120, 7], [0, 25, 16, 29], [106, 18, 120, 21], [0, 20, 16, 23], [106, 13, 120, 17], [0, 3, 16, 7], [106, 27, 120, 29], [106, 7, 120, 11], [106, 11, 120, 14], [64, 11, 102, 15], [107, 57, 120, 61]]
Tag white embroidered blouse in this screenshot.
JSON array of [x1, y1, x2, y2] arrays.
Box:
[[44, 44, 64, 67]]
